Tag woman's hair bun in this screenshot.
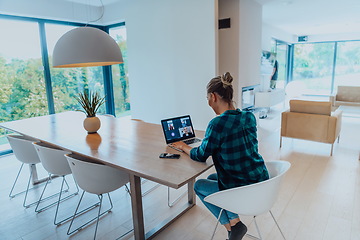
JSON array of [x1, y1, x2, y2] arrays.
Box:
[[221, 72, 233, 87]]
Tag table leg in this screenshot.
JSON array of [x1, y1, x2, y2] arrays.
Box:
[[145, 179, 196, 239], [130, 174, 145, 240], [129, 177, 196, 240], [30, 164, 56, 185], [187, 178, 196, 205], [30, 164, 39, 184]]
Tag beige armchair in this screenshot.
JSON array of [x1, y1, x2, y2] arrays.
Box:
[[330, 86, 360, 107], [281, 100, 342, 156]]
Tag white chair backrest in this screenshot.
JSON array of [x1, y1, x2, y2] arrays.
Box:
[[7, 135, 41, 164], [204, 160, 291, 216], [65, 154, 129, 195], [33, 142, 72, 176]]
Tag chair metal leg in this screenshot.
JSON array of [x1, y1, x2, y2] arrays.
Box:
[[210, 208, 223, 240], [246, 212, 286, 240], [280, 136, 282, 148], [9, 163, 25, 198], [167, 186, 187, 207], [35, 175, 75, 215], [253, 217, 262, 240], [93, 194, 103, 240], [9, 163, 43, 198], [269, 210, 286, 240], [23, 164, 44, 208], [330, 144, 334, 156], [23, 164, 35, 208], [141, 179, 161, 196], [53, 176, 80, 225], [244, 216, 262, 240], [67, 192, 114, 236], [124, 184, 131, 196]]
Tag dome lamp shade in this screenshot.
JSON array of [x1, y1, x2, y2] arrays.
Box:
[[52, 27, 123, 68]]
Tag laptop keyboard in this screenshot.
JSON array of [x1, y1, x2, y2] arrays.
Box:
[[183, 138, 201, 145]]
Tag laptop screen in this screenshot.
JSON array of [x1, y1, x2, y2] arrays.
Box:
[[161, 115, 196, 144]]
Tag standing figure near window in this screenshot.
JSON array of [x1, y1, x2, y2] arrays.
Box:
[[171, 72, 269, 240], [270, 53, 278, 89]]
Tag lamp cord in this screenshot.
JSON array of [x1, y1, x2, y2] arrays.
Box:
[[85, 0, 104, 26]]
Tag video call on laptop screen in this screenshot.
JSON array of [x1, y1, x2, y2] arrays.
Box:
[[161, 115, 195, 144]]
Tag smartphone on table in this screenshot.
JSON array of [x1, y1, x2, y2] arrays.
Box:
[[159, 153, 180, 159]]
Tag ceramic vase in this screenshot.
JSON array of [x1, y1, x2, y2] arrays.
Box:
[[83, 116, 101, 134]]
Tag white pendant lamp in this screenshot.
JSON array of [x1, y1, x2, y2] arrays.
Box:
[[52, 27, 123, 68]]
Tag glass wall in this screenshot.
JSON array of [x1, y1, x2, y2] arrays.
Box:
[[334, 41, 360, 87], [293, 42, 335, 95], [45, 23, 106, 114], [109, 25, 130, 117], [0, 19, 48, 151]]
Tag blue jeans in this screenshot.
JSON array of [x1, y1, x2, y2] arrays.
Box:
[[194, 173, 239, 225]]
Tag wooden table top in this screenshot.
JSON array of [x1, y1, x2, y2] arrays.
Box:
[[0, 111, 213, 188]]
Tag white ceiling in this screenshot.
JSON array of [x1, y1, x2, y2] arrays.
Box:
[[76, 0, 360, 36], [63, 0, 119, 7], [258, 0, 360, 36], [4, 0, 360, 37]]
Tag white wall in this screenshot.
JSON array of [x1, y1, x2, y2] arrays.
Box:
[[107, 0, 217, 130], [218, 0, 240, 103], [262, 22, 296, 51], [262, 23, 360, 47], [301, 32, 360, 43], [0, 0, 103, 24], [218, 0, 263, 107]]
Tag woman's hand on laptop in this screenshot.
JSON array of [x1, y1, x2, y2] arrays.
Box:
[[171, 141, 192, 155]]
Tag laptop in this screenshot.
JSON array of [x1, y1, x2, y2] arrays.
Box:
[[161, 115, 202, 151]]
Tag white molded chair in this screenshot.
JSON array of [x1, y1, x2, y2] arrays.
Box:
[[7, 134, 42, 208], [32, 142, 79, 225], [65, 153, 131, 240], [204, 160, 291, 240]]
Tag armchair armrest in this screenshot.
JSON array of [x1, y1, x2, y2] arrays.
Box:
[[280, 110, 290, 137], [328, 109, 342, 143], [329, 94, 336, 107]]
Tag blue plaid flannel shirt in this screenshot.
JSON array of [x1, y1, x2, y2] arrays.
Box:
[[190, 109, 269, 190]]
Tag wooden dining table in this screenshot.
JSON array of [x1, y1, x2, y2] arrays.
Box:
[[0, 111, 213, 240]]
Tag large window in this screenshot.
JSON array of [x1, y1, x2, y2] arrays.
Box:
[[45, 23, 106, 114], [0, 19, 47, 151], [0, 15, 128, 155], [109, 25, 130, 117], [293, 42, 335, 95], [334, 41, 360, 87], [291, 40, 360, 96]]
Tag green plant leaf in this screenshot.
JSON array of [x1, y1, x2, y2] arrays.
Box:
[[74, 89, 105, 117]]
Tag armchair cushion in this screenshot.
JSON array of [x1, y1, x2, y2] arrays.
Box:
[[290, 100, 331, 116], [331, 86, 360, 107], [336, 86, 360, 102]]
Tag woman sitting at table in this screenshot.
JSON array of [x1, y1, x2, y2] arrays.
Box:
[[171, 72, 269, 240]]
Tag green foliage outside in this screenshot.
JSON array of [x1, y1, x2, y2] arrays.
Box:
[[293, 41, 360, 94], [0, 56, 49, 141], [112, 33, 131, 116]]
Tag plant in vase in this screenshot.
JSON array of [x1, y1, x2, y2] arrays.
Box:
[[75, 90, 105, 134]]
